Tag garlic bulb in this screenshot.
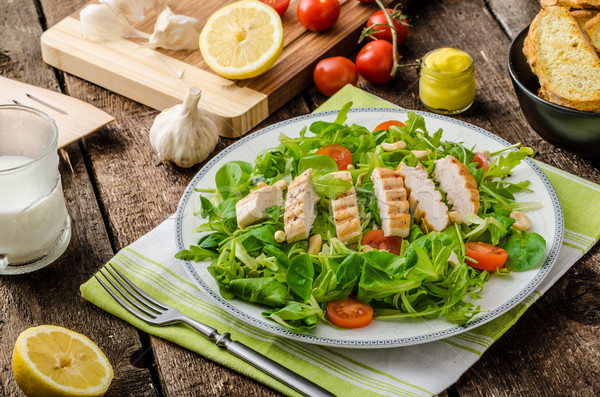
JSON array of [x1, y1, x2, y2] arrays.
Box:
[[80, 3, 150, 40], [149, 88, 219, 168], [149, 7, 200, 50], [100, 0, 165, 23]]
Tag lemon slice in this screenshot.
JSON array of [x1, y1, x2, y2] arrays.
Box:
[[12, 325, 113, 397], [199, 0, 284, 79]]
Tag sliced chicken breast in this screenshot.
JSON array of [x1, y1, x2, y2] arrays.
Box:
[[236, 185, 283, 229], [370, 167, 410, 237], [433, 155, 480, 217], [284, 169, 320, 243], [331, 171, 361, 243], [397, 162, 449, 232]]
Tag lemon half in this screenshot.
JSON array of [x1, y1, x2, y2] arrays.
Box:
[[12, 325, 114, 397], [199, 0, 284, 79]]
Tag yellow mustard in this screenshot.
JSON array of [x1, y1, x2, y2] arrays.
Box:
[[419, 48, 475, 115]]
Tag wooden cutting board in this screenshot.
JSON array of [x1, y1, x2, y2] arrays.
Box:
[[0, 76, 114, 148], [41, 0, 409, 137]]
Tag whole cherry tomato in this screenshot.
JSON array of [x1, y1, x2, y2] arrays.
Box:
[[313, 57, 358, 97], [366, 9, 409, 47], [259, 0, 290, 16], [327, 296, 373, 328], [356, 40, 396, 84], [315, 144, 353, 170], [297, 0, 340, 32], [361, 230, 402, 255]]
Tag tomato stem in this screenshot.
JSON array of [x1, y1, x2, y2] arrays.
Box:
[[375, 0, 399, 77]]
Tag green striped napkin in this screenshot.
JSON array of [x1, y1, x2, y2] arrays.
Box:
[[81, 85, 600, 397]]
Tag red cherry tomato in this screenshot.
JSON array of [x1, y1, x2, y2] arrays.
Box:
[[361, 230, 402, 255], [297, 0, 340, 32], [473, 152, 490, 173], [313, 57, 358, 97], [315, 144, 353, 170], [465, 242, 508, 271], [374, 120, 405, 131], [356, 40, 397, 84], [259, 0, 290, 16], [366, 9, 409, 47], [327, 296, 374, 328]]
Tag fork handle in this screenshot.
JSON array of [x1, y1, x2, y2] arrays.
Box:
[[182, 317, 333, 397]]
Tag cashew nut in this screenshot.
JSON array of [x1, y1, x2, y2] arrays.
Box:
[[346, 164, 355, 170], [381, 141, 407, 151], [411, 149, 432, 160], [510, 211, 531, 231], [273, 179, 288, 190], [274, 230, 286, 243], [356, 172, 367, 187], [448, 251, 459, 266], [361, 245, 374, 252], [308, 234, 323, 254], [256, 181, 268, 188], [448, 211, 463, 224], [479, 149, 491, 159]]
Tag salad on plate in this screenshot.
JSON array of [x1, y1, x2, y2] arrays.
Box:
[[177, 103, 546, 332]]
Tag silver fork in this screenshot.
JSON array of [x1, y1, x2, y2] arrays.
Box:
[[95, 264, 333, 397]]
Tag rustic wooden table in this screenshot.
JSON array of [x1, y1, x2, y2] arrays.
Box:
[[1, 0, 599, 396]]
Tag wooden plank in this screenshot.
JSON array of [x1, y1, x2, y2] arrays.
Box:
[[40, 0, 405, 137], [0, 75, 114, 148], [0, 1, 156, 396]]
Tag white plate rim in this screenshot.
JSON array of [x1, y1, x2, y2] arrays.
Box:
[[174, 107, 564, 348]]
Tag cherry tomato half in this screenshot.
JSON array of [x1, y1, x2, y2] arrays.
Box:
[[297, 0, 340, 32], [314, 57, 358, 97], [259, 0, 290, 16], [361, 230, 402, 255], [315, 144, 353, 170], [465, 242, 508, 271], [327, 296, 374, 328], [366, 9, 409, 47], [473, 152, 490, 173], [356, 40, 397, 84], [374, 120, 405, 131]]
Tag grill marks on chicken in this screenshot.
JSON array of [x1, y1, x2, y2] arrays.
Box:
[[370, 167, 411, 238], [331, 171, 361, 243]]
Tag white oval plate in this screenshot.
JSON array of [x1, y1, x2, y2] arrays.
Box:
[[175, 108, 563, 348]]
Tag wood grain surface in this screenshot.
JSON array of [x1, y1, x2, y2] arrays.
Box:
[[1, 0, 598, 396]]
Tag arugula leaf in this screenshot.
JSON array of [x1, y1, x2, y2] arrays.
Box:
[[262, 302, 320, 332], [484, 148, 530, 181], [175, 245, 218, 261]]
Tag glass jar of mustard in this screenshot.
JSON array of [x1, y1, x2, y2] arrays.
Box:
[[419, 48, 475, 115]]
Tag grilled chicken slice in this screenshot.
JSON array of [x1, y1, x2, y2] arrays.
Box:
[[370, 167, 410, 237], [331, 171, 361, 243], [284, 169, 320, 243], [397, 162, 449, 232], [236, 185, 283, 229], [433, 155, 480, 217]]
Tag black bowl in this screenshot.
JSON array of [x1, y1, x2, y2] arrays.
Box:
[[507, 27, 600, 158]]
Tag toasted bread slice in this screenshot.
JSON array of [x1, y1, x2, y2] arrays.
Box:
[[541, 0, 600, 9], [524, 6, 600, 112], [571, 10, 596, 25], [584, 13, 600, 51]]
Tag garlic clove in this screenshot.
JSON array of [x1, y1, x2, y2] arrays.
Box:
[[100, 0, 157, 23], [149, 7, 200, 51], [80, 3, 150, 41], [149, 87, 220, 168]]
